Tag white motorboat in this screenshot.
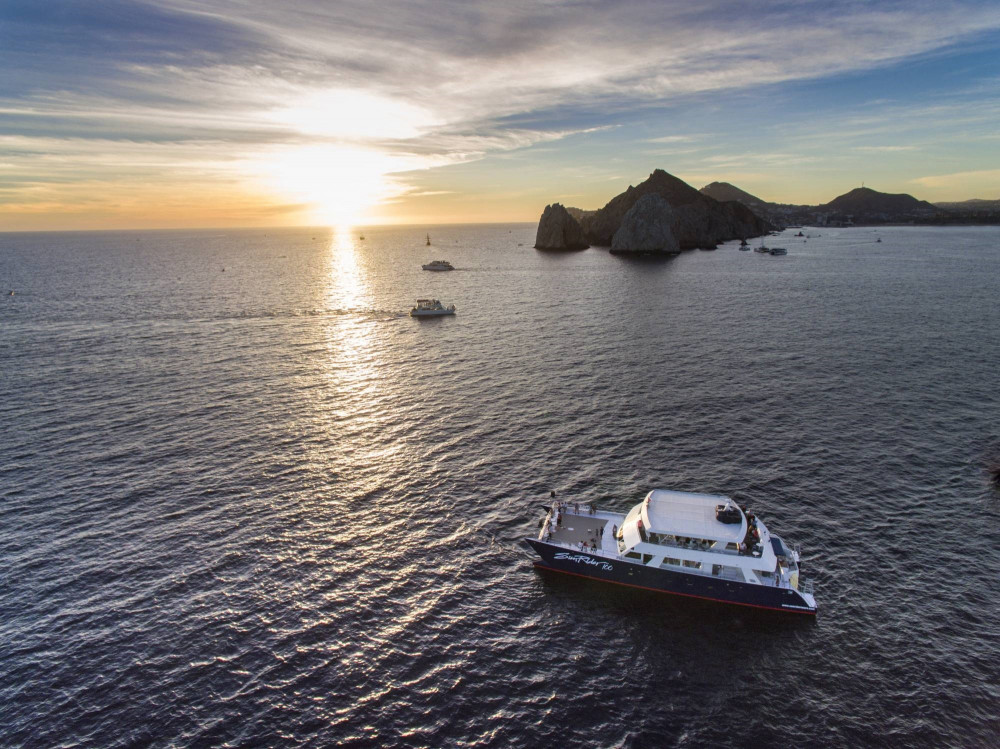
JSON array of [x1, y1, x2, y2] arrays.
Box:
[[422, 260, 454, 271], [410, 299, 456, 317], [769, 247, 788, 255]]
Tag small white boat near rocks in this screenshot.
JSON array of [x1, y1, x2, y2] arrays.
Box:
[[410, 299, 456, 317]]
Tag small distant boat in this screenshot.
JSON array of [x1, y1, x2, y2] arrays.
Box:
[[796, 231, 805, 237], [754, 242, 770, 253], [426, 233, 431, 246], [360, 234, 365, 240], [422, 260, 454, 271], [739, 238, 750, 251], [410, 299, 456, 317], [769, 247, 788, 256], [876, 238, 882, 243]]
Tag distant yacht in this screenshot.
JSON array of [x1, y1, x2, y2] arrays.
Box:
[[410, 299, 456, 317], [422, 260, 454, 271], [360, 234, 365, 240], [769, 247, 788, 256], [426, 233, 431, 246]]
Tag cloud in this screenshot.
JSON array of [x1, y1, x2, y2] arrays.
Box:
[[646, 135, 699, 144], [910, 168, 1000, 188], [854, 145, 919, 152]]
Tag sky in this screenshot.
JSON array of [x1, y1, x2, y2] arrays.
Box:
[[2, 0, 1000, 230]]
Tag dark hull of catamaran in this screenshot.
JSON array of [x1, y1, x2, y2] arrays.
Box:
[[525, 539, 816, 615]]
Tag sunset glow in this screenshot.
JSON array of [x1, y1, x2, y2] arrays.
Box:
[[259, 144, 407, 225], [2, 1, 999, 230]]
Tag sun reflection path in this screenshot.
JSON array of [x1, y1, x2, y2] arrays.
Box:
[[316, 227, 403, 479], [326, 225, 374, 314]]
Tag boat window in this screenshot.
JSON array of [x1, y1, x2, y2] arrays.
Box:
[[660, 558, 680, 567], [625, 551, 641, 560], [682, 560, 702, 569], [642, 554, 652, 564]]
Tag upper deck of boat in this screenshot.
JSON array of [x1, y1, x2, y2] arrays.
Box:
[[641, 489, 747, 543]]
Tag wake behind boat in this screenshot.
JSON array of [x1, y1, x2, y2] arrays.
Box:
[[525, 489, 817, 615]]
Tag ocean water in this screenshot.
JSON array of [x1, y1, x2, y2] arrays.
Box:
[[2, 224, 999, 747]]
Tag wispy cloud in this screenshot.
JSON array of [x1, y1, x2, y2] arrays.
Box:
[[910, 168, 1000, 188], [854, 145, 919, 152]]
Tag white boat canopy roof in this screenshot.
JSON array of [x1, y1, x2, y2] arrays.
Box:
[[640, 489, 746, 543]]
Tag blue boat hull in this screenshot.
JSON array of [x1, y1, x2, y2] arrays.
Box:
[[525, 539, 816, 615]]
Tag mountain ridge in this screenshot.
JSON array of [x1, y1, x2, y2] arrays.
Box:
[[698, 182, 999, 225]]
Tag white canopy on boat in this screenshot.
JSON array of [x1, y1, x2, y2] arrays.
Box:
[[640, 489, 747, 543]]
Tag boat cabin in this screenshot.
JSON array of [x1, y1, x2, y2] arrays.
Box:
[[616, 490, 791, 585]]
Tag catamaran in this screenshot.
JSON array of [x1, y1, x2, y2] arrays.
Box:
[[525, 489, 817, 615]]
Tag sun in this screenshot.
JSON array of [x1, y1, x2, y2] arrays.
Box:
[[260, 144, 403, 225], [256, 88, 439, 225]]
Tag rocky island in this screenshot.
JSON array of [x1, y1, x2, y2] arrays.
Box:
[[533, 203, 588, 250], [534, 169, 772, 253], [610, 194, 679, 254]]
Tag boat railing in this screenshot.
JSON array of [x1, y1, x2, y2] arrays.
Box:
[[798, 577, 815, 594], [647, 535, 752, 557]]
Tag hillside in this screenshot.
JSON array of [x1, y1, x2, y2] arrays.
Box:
[[820, 187, 937, 216], [700, 182, 769, 209], [935, 199, 1000, 212], [695, 182, 995, 226]]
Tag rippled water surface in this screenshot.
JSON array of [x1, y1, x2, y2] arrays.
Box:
[[2, 224, 999, 747]]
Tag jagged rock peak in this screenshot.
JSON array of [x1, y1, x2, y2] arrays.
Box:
[[583, 168, 772, 248], [534, 203, 588, 250], [611, 194, 679, 254]]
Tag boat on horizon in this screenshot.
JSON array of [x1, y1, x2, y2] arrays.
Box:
[[410, 298, 456, 317], [426, 233, 431, 246], [525, 488, 817, 615], [769, 247, 788, 255]]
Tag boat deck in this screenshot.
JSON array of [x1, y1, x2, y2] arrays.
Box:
[[542, 507, 621, 555]]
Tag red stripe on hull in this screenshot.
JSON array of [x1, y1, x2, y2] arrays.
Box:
[[533, 562, 817, 616]]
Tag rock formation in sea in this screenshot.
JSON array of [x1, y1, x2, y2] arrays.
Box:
[[558, 169, 771, 250], [610, 194, 679, 254], [533, 203, 589, 250]]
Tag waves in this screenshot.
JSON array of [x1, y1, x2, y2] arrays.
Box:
[[1, 224, 999, 746]]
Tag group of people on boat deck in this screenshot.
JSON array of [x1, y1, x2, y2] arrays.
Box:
[[576, 524, 605, 553], [550, 497, 596, 516], [740, 510, 761, 553]]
